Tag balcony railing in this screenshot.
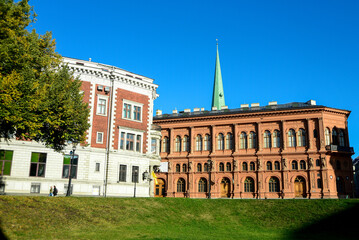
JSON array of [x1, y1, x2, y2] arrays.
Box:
[[325, 145, 354, 154]]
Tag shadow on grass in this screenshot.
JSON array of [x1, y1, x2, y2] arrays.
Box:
[[290, 201, 359, 240], [0, 222, 8, 240]]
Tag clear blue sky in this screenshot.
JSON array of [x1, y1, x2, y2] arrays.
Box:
[[30, 0, 359, 159]]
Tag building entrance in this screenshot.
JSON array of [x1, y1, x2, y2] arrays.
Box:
[[220, 178, 231, 198], [155, 179, 166, 197], [294, 177, 306, 198]]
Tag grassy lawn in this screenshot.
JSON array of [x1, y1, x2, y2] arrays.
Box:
[[0, 196, 358, 240]]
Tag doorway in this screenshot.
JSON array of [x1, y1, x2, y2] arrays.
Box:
[[294, 176, 306, 198], [220, 178, 231, 198], [155, 178, 166, 197]]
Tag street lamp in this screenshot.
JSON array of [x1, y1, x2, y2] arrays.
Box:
[[133, 168, 138, 198], [207, 159, 213, 199], [66, 142, 77, 197]]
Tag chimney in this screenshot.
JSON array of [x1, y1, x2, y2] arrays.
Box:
[[156, 110, 162, 116], [268, 101, 277, 106]]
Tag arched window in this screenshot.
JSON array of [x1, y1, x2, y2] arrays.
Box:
[[298, 129, 306, 147], [249, 132, 257, 149], [204, 134, 211, 151], [240, 132, 247, 149], [198, 178, 207, 192], [336, 177, 344, 194], [264, 130, 271, 148], [162, 137, 169, 153], [244, 177, 255, 192], [250, 162, 255, 171], [339, 130, 345, 147], [176, 164, 180, 172], [226, 162, 231, 172], [182, 164, 187, 172], [300, 160, 306, 170], [197, 163, 202, 172], [266, 161, 272, 171], [269, 177, 280, 192], [242, 162, 248, 171], [219, 162, 224, 172], [183, 135, 189, 152], [196, 135, 203, 151], [288, 129, 296, 147], [316, 159, 321, 167], [273, 130, 281, 148], [274, 161, 280, 170], [204, 163, 208, 172], [175, 136, 182, 152], [292, 160, 298, 170], [332, 128, 338, 145], [177, 178, 185, 192], [325, 128, 331, 146], [226, 133, 233, 150], [218, 133, 224, 150]]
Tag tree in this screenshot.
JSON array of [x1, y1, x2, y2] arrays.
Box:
[[0, 0, 90, 151]]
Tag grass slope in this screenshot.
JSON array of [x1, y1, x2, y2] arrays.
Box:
[[0, 196, 358, 240]]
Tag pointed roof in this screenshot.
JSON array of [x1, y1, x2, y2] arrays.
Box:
[[211, 42, 226, 110]]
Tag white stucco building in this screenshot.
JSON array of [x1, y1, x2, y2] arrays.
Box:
[[0, 57, 161, 197]]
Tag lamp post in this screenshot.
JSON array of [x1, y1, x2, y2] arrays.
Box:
[[207, 159, 212, 199], [66, 143, 77, 197], [133, 168, 138, 198]]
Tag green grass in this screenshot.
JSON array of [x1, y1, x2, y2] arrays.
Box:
[[0, 196, 358, 239]]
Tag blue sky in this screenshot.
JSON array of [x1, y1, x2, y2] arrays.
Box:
[[30, 0, 359, 159]]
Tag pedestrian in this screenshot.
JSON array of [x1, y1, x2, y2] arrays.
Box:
[[53, 185, 58, 197], [49, 186, 53, 196]]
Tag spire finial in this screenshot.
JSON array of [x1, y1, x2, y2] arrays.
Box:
[[216, 39, 218, 46]]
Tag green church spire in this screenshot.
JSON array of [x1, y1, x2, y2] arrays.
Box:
[[211, 41, 226, 110]]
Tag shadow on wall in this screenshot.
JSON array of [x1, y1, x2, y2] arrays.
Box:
[[290, 202, 359, 240]]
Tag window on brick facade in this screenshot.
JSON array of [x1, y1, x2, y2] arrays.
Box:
[[244, 177, 254, 192], [218, 133, 224, 150], [288, 129, 296, 147], [136, 135, 141, 153], [339, 130, 345, 147], [274, 161, 280, 170], [30, 152, 47, 177], [0, 150, 13, 176], [196, 135, 202, 151], [183, 135, 189, 152], [273, 130, 281, 148], [298, 129, 306, 147], [204, 134, 211, 151], [175, 136, 181, 152], [122, 100, 142, 122], [264, 130, 271, 148], [250, 162, 255, 171], [242, 162, 248, 171], [162, 137, 169, 153], [269, 177, 280, 192], [97, 98, 107, 115], [198, 178, 207, 192], [300, 160, 306, 170], [332, 128, 338, 145], [240, 132, 247, 149], [325, 128, 331, 146], [62, 154, 78, 179], [126, 133, 135, 151], [177, 178, 185, 192], [96, 132, 104, 144], [249, 132, 257, 149], [197, 163, 202, 172], [226, 133, 233, 150]]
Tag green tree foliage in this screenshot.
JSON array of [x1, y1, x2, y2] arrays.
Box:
[[0, 0, 90, 151]]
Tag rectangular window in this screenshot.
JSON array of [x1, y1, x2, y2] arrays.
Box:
[[96, 132, 104, 144], [123, 103, 131, 119], [136, 135, 141, 152], [132, 166, 139, 183], [30, 152, 47, 177], [134, 106, 141, 121], [119, 165, 127, 182], [95, 163, 100, 172], [30, 183, 41, 194], [0, 150, 13, 176], [122, 101, 143, 122], [62, 154, 78, 179], [120, 132, 125, 150], [126, 133, 135, 151], [151, 138, 157, 154], [97, 98, 107, 115]]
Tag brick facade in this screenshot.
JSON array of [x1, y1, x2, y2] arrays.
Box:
[[153, 102, 355, 199]]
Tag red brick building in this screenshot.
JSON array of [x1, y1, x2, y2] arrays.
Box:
[[152, 45, 354, 199]]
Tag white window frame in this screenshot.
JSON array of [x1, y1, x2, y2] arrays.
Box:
[[96, 95, 109, 116], [122, 99, 143, 123], [96, 132, 104, 144], [118, 127, 144, 153]]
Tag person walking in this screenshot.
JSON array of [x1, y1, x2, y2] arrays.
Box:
[[49, 186, 53, 196], [53, 186, 58, 197]]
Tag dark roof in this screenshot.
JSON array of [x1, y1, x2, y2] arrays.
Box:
[[154, 101, 329, 120]]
